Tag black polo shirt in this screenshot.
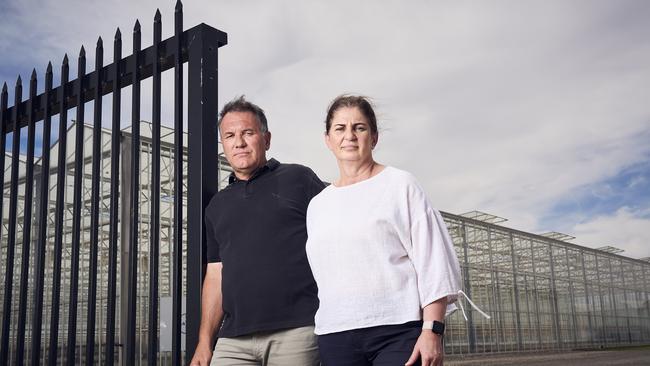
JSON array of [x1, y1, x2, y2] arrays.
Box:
[[205, 158, 326, 337]]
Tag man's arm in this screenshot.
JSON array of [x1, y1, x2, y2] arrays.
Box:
[[190, 262, 224, 366]]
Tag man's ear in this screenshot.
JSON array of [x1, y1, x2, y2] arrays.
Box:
[[265, 131, 272, 150]]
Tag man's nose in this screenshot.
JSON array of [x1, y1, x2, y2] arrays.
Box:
[[234, 133, 246, 147]]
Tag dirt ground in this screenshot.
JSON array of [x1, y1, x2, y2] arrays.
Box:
[[446, 347, 650, 365]]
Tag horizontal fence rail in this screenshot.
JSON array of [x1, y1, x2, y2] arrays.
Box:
[[0, 1, 227, 364]]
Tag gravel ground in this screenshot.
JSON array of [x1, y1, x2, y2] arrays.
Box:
[[445, 348, 650, 365]]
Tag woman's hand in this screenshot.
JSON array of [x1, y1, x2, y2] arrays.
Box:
[[405, 330, 443, 366]]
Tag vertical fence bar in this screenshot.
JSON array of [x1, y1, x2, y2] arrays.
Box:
[[0, 88, 4, 361], [66, 46, 86, 366], [0, 82, 6, 241], [31, 62, 53, 366], [186, 23, 220, 362], [0, 90, 5, 360], [48, 55, 69, 366], [0, 82, 5, 236], [148, 10, 162, 366], [85, 37, 104, 366], [105, 29, 121, 366], [0, 75, 21, 366], [125, 20, 141, 365], [16, 69, 38, 365], [172, 2, 184, 364]]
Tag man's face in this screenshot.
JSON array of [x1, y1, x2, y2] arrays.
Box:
[[220, 111, 271, 180]]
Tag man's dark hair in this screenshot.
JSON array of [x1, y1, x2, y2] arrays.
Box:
[[325, 94, 378, 135], [218, 95, 269, 132]]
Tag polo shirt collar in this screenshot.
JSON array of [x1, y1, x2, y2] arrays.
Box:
[[228, 158, 280, 184]]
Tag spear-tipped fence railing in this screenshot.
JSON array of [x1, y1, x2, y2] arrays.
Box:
[[0, 2, 227, 364]]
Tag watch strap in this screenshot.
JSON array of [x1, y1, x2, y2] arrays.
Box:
[[422, 320, 445, 335]]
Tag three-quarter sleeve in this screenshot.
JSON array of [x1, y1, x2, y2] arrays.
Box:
[[405, 184, 462, 315]]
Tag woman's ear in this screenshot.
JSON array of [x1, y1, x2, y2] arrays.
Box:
[[324, 132, 333, 151]]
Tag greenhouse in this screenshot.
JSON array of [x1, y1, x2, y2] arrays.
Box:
[[1, 121, 648, 364]]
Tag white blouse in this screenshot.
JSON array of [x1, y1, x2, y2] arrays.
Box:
[[306, 166, 462, 335]]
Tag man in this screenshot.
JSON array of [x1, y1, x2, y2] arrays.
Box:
[[190, 96, 325, 366]]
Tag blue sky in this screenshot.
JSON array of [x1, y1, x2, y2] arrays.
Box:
[[542, 158, 650, 228], [2, 0, 650, 258]]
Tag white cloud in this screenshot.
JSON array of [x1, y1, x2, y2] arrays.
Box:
[[1, 0, 650, 258], [571, 207, 650, 259]]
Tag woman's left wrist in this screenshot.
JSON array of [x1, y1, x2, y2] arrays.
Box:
[[422, 320, 446, 336]]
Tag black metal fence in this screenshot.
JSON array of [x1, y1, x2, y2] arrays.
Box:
[[0, 1, 227, 364]]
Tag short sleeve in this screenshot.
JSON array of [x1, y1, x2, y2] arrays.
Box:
[[205, 210, 221, 263], [304, 167, 326, 200]]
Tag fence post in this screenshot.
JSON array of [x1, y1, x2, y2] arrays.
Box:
[[186, 23, 227, 364]]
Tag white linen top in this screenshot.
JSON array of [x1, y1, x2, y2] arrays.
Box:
[[305, 166, 462, 335]]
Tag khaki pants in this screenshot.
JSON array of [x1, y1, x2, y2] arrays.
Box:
[[211, 326, 320, 366]]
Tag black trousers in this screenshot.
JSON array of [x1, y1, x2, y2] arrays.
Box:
[[318, 321, 423, 366]]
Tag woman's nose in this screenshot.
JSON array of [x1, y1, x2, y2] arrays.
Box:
[[343, 127, 356, 140]]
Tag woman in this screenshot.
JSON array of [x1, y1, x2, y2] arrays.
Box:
[[306, 95, 462, 366]]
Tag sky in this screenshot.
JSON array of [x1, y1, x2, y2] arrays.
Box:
[[1, 0, 649, 259]]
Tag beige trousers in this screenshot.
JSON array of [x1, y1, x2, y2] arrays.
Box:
[[211, 326, 320, 366]]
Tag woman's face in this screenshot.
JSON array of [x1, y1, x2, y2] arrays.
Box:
[[325, 106, 378, 164]]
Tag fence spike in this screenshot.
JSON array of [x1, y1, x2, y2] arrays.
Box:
[[79, 46, 86, 57], [63, 53, 69, 65], [97, 37, 103, 48], [115, 27, 121, 40], [16, 75, 22, 86], [155, 8, 161, 22], [46, 62, 53, 93], [30, 70, 37, 98], [2, 82, 6, 93], [175, 0, 182, 36], [134, 19, 141, 32]]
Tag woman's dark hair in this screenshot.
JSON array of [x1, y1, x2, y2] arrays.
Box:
[[325, 95, 377, 135], [218, 95, 269, 132]]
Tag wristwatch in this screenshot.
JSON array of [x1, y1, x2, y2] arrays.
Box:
[[422, 320, 445, 336]]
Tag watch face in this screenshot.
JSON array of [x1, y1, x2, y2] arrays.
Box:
[[432, 321, 445, 335]]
